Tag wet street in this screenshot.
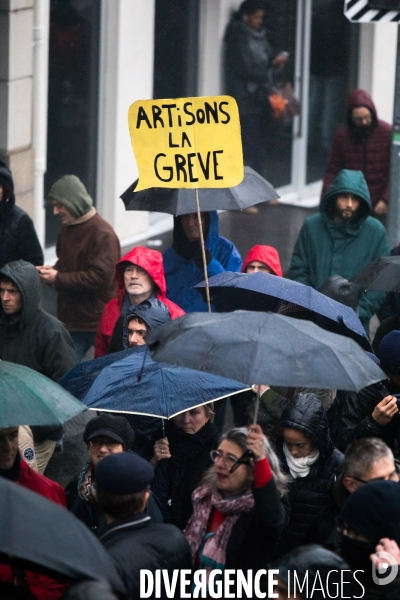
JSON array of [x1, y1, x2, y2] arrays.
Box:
[[45, 202, 317, 486]]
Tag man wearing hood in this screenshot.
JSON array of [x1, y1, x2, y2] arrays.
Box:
[[38, 175, 120, 361], [95, 247, 184, 358], [241, 244, 282, 276], [290, 169, 390, 329], [107, 298, 171, 354], [322, 89, 392, 215], [163, 211, 242, 312], [0, 260, 76, 472], [0, 161, 43, 268]]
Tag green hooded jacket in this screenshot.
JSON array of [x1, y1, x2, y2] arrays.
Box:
[[290, 169, 390, 328]]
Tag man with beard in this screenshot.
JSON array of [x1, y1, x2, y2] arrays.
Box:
[[290, 169, 389, 330], [322, 89, 392, 216]]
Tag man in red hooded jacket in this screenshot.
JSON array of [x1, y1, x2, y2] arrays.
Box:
[[95, 247, 184, 358], [322, 89, 392, 215], [241, 245, 283, 276]]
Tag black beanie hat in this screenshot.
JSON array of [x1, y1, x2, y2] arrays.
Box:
[[340, 480, 400, 544], [83, 414, 135, 450], [378, 330, 400, 373], [94, 452, 154, 494]]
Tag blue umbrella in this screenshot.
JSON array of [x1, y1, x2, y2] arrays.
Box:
[[60, 347, 249, 419], [194, 271, 370, 350]]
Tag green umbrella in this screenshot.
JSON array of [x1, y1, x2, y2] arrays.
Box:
[[0, 361, 86, 428]]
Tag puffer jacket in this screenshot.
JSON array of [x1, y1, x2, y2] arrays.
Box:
[[163, 211, 242, 312], [241, 245, 283, 276], [276, 393, 344, 554], [290, 169, 389, 328], [0, 260, 77, 442], [95, 247, 184, 357], [322, 89, 392, 207]]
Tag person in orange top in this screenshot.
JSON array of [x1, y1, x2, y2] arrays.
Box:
[[241, 245, 283, 276], [95, 247, 184, 358]]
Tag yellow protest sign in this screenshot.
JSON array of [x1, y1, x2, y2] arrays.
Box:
[[128, 96, 244, 191]]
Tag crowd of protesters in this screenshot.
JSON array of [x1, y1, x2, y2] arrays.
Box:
[[2, 1, 400, 599]]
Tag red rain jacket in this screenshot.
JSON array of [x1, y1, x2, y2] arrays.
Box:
[[241, 245, 283, 277], [95, 247, 184, 357], [322, 89, 392, 208], [0, 458, 67, 600]]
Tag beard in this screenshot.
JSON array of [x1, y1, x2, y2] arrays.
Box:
[[334, 207, 359, 224], [351, 122, 375, 142]]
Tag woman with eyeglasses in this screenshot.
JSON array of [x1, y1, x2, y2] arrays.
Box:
[[148, 403, 219, 530], [184, 424, 289, 586], [275, 393, 344, 555]]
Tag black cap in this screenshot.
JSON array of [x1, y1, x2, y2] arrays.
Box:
[[340, 480, 400, 544], [94, 452, 154, 494], [83, 414, 135, 450]]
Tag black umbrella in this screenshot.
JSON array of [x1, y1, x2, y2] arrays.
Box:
[[120, 166, 279, 215], [350, 256, 400, 292], [0, 477, 125, 593], [193, 271, 371, 350], [147, 311, 385, 391]]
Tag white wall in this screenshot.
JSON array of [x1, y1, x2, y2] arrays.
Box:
[[97, 0, 155, 242], [198, 0, 241, 96], [359, 23, 397, 124]]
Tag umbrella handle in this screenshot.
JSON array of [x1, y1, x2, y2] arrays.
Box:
[[137, 347, 148, 382], [195, 188, 211, 313], [161, 418, 165, 437]]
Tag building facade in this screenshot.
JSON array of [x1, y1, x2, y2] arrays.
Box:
[[0, 0, 397, 258]]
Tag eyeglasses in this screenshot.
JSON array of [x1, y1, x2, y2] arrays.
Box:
[[89, 438, 121, 450], [350, 471, 399, 485], [210, 449, 252, 473]]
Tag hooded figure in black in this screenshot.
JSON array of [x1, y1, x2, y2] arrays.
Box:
[[276, 393, 344, 554], [108, 297, 171, 354], [0, 161, 43, 268]]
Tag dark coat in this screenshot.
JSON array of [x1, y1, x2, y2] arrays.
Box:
[[224, 478, 289, 571], [291, 169, 389, 327], [328, 381, 400, 456], [150, 421, 219, 529], [0, 260, 77, 442], [65, 462, 164, 535], [277, 393, 344, 553], [99, 514, 192, 600], [0, 205, 43, 269], [322, 89, 392, 208], [224, 18, 276, 115]]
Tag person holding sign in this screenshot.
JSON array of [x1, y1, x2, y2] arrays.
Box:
[[163, 211, 242, 313]]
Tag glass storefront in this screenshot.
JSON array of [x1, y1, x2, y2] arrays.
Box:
[[45, 0, 100, 247]]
